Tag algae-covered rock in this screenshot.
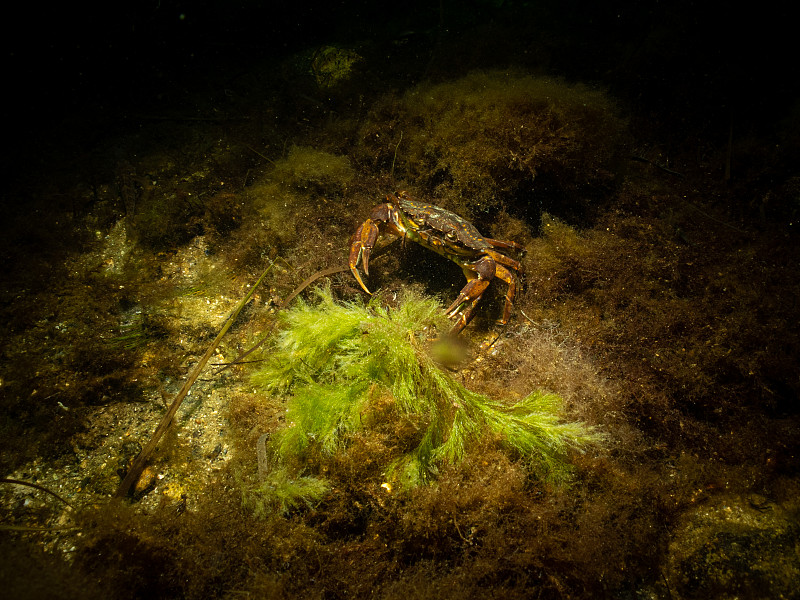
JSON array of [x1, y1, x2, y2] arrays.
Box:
[[310, 46, 363, 89], [359, 70, 627, 223], [267, 146, 354, 196], [666, 494, 800, 599]]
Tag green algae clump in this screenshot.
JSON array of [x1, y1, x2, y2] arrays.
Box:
[[250, 287, 599, 512]]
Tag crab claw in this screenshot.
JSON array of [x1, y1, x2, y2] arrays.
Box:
[[349, 218, 380, 294]]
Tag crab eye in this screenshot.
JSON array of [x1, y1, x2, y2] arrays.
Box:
[[446, 231, 456, 240]]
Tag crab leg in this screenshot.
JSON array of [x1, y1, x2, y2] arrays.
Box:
[[445, 256, 495, 333], [493, 263, 518, 325], [447, 290, 486, 333], [484, 237, 525, 253]]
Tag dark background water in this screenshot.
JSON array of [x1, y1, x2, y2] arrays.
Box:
[[4, 0, 797, 158]]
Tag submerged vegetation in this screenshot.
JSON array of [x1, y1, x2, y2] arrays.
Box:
[[268, 146, 354, 196], [249, 287, 599, 512], [358, 70, 626, 223], [2, 10, 799, 595]]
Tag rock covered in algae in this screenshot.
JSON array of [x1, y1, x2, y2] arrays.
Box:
[[310, 46, 363, 89], [665, 493, 800, 599], [358, 70, 627, 221]]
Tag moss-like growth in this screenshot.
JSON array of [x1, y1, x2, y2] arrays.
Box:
[[310, 46, 364, 89], [242, 147, 354, 256], [359, 70, 626, 222], [268, 146, 354, 196], [248, 467, 331, 517], [250, 287, 599, 512]]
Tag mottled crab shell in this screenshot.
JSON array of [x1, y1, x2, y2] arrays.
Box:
[[397, 197, 493, 253]]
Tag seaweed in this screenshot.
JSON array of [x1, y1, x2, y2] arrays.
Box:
[[249, 286, 600, 512], [358, 70, 627, 224], [248, 467, 331, 517], [267, 146, 354, 197]]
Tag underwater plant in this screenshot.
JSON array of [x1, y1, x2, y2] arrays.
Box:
[[358, 70, 626, 222], [250, 287, 599, 512], [267, 146, 354, 196]]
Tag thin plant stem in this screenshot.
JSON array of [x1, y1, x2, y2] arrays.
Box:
[[115, 260, 276, 498]]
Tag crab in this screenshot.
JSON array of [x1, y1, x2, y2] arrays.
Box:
[[350, 191, 524, 333]]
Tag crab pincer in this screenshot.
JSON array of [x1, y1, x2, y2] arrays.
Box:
[[349, 218, 380, 294]]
